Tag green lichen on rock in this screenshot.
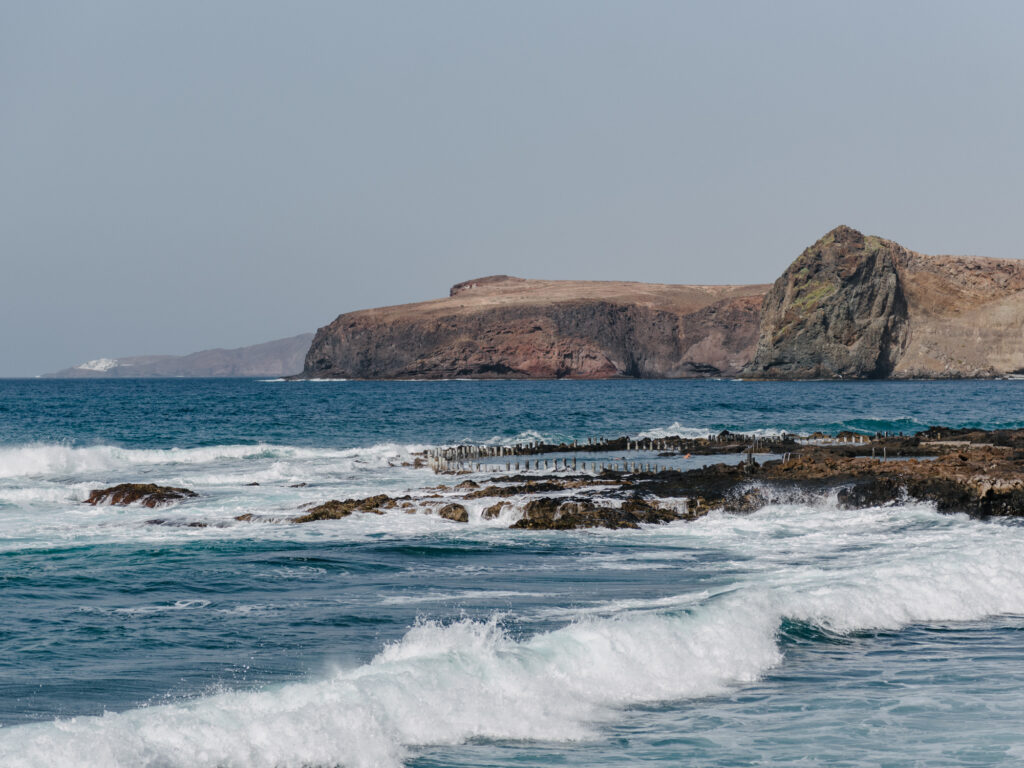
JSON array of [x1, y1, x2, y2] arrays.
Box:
[[743, 225, 909, 379]]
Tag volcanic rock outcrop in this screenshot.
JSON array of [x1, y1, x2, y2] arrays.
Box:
[[745, 226, 1024, 379], [299, 225, 1024, 380], [85, 484, 198, 507], [300, 277, 768, 379]]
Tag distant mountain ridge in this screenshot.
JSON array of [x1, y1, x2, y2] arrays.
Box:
[[42, 334, 313, 378]]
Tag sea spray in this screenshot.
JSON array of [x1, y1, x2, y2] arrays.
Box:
[[7, 503, 1024, 767]]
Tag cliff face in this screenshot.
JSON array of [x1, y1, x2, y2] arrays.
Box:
[[301, 278, 769, 379], [303, 226, 1024, 381], [744, 226, 910, 378], [745, 226, 1024, 379]]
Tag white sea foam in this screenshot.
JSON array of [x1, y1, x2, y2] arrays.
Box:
[[0, 442, 428, 480], [7, 503, 1024, 767], [636, 422, 790, 440]]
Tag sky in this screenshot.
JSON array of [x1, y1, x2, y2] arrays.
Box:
[[3, 1, 1023, 376]]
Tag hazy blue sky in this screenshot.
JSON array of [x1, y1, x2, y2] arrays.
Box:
[[3, 1, 1023, 376]]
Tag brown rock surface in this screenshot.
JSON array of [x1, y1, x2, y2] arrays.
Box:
[[746, 226, 1024, 379], [300, 276, 768, 379], [85, 483, 198, 507]]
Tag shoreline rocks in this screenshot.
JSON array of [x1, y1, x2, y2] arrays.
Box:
[[85, 484, 198, 508]]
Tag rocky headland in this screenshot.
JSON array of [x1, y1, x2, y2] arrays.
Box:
[[298, 226, 1024, 380], [744, 226, 1024, 379], [300, 276, 769, 379]]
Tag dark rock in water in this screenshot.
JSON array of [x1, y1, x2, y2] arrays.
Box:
[[463, 480, 585, 499], [438, 503, 469, 522], [85, 483, 198, 508], [145, 518, 210, 528], [482, 502, 507, 519], [511, 497, 680, 530], [293, 494, 395, 522]]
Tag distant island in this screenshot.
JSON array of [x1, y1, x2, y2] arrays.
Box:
[[42, 333, 312, 379], [45, 227, 1024, 380]]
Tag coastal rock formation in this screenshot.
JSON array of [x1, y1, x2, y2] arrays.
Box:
[[248, 427, 1024, 531], [746, 226, 1024, 379], [44, 333, 314, 379], [292, 495, 395, 522], [85, 484, 198, 507], [299, 277, 769, 379], [744, 226, 909, 378]]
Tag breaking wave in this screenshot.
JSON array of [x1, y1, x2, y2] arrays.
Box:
[[6, 503, 1024, 768], [0, 442, 427, 480]]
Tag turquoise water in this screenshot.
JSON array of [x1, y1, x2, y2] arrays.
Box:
[[2, 379, 1024, 767]]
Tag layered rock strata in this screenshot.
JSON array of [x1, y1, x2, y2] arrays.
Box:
[[300, 277, 769, 379]]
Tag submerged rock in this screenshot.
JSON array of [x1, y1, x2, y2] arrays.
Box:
[[85, 483, 198, 508]]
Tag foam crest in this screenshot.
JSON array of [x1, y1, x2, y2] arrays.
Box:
[[636, 423, 788, 440], [0, 598, 781, 768], [0, 442, 426, 480], [7, 504, 1024, 767]]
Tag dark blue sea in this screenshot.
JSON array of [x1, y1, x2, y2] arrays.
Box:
[[3, 378, 1024, 767]]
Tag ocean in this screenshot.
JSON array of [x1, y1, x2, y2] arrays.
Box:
[[2, 378, 1024, 767]]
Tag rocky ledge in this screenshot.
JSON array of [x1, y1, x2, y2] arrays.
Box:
[[259, 427, 1024, 530]]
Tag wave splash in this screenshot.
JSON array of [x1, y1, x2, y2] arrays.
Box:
[[6, 509, 1024, 768], [0, 442, 427, 480]]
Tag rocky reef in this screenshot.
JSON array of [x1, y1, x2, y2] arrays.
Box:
[[242, 427, 1024, 530]]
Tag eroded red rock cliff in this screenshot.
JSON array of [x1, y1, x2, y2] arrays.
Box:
[[301, 276, 769, 379]]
